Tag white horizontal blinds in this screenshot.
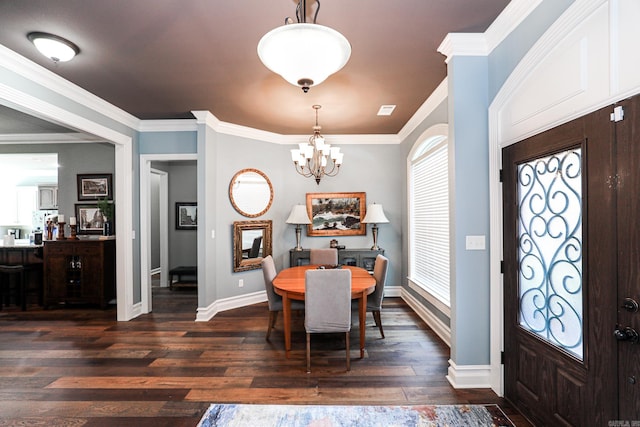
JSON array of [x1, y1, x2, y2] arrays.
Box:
[[410, 137, 450, 306]]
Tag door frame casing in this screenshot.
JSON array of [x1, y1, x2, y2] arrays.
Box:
[[151, 168, 169, 289]]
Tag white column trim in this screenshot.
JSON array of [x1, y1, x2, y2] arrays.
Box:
[[446, 359, 492, 389]]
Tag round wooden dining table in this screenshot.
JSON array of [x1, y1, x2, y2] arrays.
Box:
[[272, 265, 376, 359]]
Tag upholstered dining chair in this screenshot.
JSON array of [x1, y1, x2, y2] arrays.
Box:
[[353, 254, 389, 338], [304, 268, 352, 373], [261, 255, 304, 340], [309, 248, 338, 265]]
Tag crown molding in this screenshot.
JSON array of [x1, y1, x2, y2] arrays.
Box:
[[0, 132, 104, 144], [186, 110, 400, 145], [0, 43, 140, 130], [398, 78, 448, 141], [137, 119, 198, 132], [438, 0, 542, 62]]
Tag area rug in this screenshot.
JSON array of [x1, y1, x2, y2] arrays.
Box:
[[197, 403, 515, 427]]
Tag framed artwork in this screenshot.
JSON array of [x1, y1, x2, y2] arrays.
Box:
[[306, 192, 366, 236], [75, 203, 110, 235], [176, 202, 197, 230], [77, 174, 113, 200]]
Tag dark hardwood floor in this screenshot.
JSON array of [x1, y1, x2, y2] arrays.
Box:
[[0, 286, 533, 426]]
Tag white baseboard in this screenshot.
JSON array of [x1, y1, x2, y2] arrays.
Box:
[[384, 285, 402, 297], [401, 288, 451, 347], [195, 290, 267, 322], [129, 301, 143, 319], [446, 359, 492, 389]]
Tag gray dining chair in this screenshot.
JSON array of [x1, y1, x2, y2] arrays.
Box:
[[261, 255, 304, 340], [353, 254, 389, 338], [309, 248, 338, 265], [304, 268, 352, 373]]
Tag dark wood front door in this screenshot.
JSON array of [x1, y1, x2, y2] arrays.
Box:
[[502, 94, 640, 425]]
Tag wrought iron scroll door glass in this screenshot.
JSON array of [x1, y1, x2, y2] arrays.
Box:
[[517, 149, 583, 359]]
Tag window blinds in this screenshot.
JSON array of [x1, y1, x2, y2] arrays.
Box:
[[410, 142, 450, 306]]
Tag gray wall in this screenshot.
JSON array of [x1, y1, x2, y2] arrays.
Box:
[[168, 161, 197, 269], [213, 133, 403, 300]]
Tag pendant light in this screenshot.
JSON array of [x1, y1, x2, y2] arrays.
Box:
[[257, 0, 351, 92]]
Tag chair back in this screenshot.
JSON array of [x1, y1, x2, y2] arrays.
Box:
[[249, 236, 263, 258], [261, 255, 281, 311], [367, 254, 389, 310], [305, 269, 352, 333], [309, 248, 338, 265]]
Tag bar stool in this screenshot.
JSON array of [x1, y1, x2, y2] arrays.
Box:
[[0, 264, 26, 311]]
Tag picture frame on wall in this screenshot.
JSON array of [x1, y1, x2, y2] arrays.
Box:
[[176, 202, 197, 230], [77, 173, 113, 201], [306, 192, 366, 236], [75, 203, 108, 235]]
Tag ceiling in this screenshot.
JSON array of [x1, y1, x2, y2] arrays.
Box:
[[0, 0, 510, 136]]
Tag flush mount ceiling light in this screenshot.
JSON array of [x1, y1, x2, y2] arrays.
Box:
[[27, 32, 79, 63], [257, 0, 351, 93]]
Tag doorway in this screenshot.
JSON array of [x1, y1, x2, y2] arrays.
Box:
[[502, 96, 640, 425], [140, 154, 198, 315]]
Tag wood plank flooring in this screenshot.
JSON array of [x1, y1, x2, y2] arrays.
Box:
[[0, 287, 533, 426]]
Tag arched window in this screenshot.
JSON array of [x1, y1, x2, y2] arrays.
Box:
[[408, 125, 450, 308]]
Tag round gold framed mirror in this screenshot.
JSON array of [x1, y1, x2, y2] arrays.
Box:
[[229, 168, 273, 218]]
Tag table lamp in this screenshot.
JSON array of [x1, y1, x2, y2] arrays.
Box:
[[362, 203, 389, 250], [286, 204, 312, 251]]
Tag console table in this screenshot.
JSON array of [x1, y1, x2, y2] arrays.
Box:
[[43, 239, 116, 309], [289, 248, 384, 272]]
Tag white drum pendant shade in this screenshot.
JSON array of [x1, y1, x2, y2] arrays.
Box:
[[258, 23, 351, 90]]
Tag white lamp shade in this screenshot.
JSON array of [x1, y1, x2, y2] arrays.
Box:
[[362, 204, 389, 224], [286, 204, 312, 224], [257, 23, 351, 89]]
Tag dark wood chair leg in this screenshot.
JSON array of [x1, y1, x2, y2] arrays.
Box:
[[373, 310, 385, 338], [266, 311, 278, 340], [306, 333, 311, 373], [345, 332, 350, 371]]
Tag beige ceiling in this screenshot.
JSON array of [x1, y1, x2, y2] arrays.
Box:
[[0, 0, 510, 135]]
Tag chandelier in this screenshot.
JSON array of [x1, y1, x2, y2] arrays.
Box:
[[290, 105, 343, 184], [257, 0, 351, 92]]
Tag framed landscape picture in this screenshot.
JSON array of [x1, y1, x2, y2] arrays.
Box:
[[306, 192, 366, 236], [176, 202, 197, 230], [77, 173, 113, 200]]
